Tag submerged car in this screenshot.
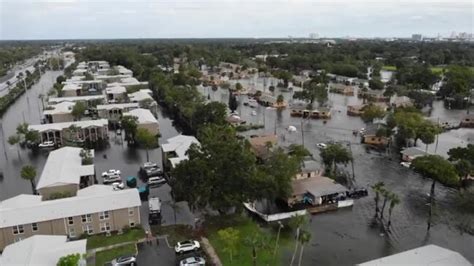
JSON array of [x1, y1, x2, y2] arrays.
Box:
[[400, 162, 412, 168], [147, 176, 166, 187], [112, 182, 125, 190], [179, 256, 205, 266], [102, 169, 121, 178], [38, 141, 55, 148], [111, 255, 137, 266], [316, 143, 327, 149], [103, 175, 121, 184], [175, 240, 200, 254]]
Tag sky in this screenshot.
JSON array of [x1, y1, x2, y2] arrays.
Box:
[[0, 0, 472, 40]]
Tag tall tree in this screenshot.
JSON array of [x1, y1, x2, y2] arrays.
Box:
[[293, 76, 328, 109], [297, 230, 312, 266], [386, 193, 400, 229], [228, 92, 238, 113], [289, 214, 308, 266], [135, 128, 157, 162], [120, 115, 138, 144], [21, 165, 37, 194], [320, 143, 352, 176], [71, 101, 87, 121], [371, 182, 385, 218], [8, 135, 21, 160]]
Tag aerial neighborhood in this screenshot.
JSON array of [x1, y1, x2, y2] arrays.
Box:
[[0, 31, 473, 266]]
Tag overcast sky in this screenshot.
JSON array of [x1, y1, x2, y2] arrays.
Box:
[[0, 0, 472, 40]]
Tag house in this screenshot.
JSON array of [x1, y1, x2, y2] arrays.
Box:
[[347, 105, 365, 116], [43, 101, 75, 123], [358, 244, 471, 266], [61, 84, 82, 97], [400, 147, 428, 162], [116, 65, 133, 76], [105, 86, 127, 103], [257, 94, 277, 107], [248, 134, 278, 160], [288, 175, 348, 207], [161, 135, 200, 172], [460, 114, 474, 128], [358, 90, 389, 102], [29, 119, 109, 146], [97, 103, 139, 122], [390, 95, 413, 108], [36, 147, 95, 200], [0, 235, 87, 266], [123, 108, 159, 136], [290, 105, 331, 119], [48, 95, 106, 107], [128, 89, 157, 109], [72, 69, 87, 77], [0, 185, 141, 250], [295, 160, 323, 180], [330, 84, 355, 96], [362, 127, 390, 147]]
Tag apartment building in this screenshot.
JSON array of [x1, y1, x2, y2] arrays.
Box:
[[161, 135, 200, 172], [36, 147, 95, 199], [0, 185, 141, 250], [123, 108, 160, 136], [97, 102, 139, 122], [43, 101, 75, 123]]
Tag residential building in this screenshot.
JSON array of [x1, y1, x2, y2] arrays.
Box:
[[362, 128, 390, 147], [105, 86, 127, 103], [61, 84, 83, 97], [43, 101, 75, 123], [295, 160, 323, 180], [0, 235, 87, 266], [400, 147, 428, 162], [390, 96, 413, 108], [330, 84, 355, 96], [248, 134, 278, 160], [117, 65, 133, 76], [29, 119, 109, 146], [288, 175, 347, 207], [123, 108, 159, 136], [347, 104, 365, 116], [290, 105, 331, 119], [48, 95, 106, 106], [97, 103, 139, 121], [0, 185, 141, 250], [359, 244, 470, 266], [161, 135, 200, 172], [358, 90, 389, 102], [128, 89, 157, 108], [36, 147, 95, 199]]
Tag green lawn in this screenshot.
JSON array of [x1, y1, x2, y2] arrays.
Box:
[[86, 228, 145, 250], [382, 65, 474, 74], [94, 243, 136, 266], [381, 65, 397, 71], [206, 215, 294, 266]]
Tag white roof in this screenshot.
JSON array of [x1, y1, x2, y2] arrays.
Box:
[[117, 65, 133, 75], [124, 108, 158, 124], [29, 119, 108, 133], [37, 147, 95, 190], [0, 235, 87, 266], [0, 185, 141, 228], [128, 89, 153, 102], [94, 74, 132, 80], [72, 69, 87, 74], [106, 86, 126, 95], [43, 101, 75, 115], [48, 95, 105, 104], [96, 103, 139, 111], [162, 135, 199, 167], [359, 245, 471, 266], [62, 84, 82, 91]]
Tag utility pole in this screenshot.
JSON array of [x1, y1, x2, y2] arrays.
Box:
[[434, 117, 440, 153], [301, 118, 305, 148]]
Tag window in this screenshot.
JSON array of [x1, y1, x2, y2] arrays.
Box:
[[82, 224, 93, 235], [67, 217, 74, 225], [128, 208, 134, 216], [81, 214, 92, 223], [69, 228, 76, 238], [99, 211, 109, 220], [129, 219, 135, 227], [32, 223, 38, 232], [12, 225, 24, 235], [100, 222, 111, 232]]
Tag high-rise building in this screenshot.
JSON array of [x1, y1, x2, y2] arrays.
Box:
[[411, 34, 423, 41]]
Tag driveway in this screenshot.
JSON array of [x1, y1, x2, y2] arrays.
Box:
[[136, 239, 176, 266]]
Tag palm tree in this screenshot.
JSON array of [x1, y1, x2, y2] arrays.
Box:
[[21, 165, 37, 194], [244, 230, 269, 266], [386, 194, 400, 229], [379, 189, 390, 219], [8, 135, 21, 160], [371, 182, 385, 218], [289, 214, 308, 266], [297, 230, 312, 266]]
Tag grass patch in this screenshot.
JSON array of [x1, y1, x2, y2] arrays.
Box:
[[150, 224, 195, 246], [381, 65, 397, 71], [94, 243, 136, 266], [86, 228, 145, 250], [205, 214, 294, 266]]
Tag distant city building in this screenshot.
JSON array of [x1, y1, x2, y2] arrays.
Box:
[[309, 33, 319, 39], [412, 34, 423, 41]]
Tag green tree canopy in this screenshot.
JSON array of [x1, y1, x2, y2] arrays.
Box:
[[120, 115, 138, 143], [57, 253, 81, 266], [360, 104, 386, 122], [71, 101, 87, 121], [411, 155, 459, 186]]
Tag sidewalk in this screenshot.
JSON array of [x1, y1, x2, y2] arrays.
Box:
[[200, 237, 222, 266]]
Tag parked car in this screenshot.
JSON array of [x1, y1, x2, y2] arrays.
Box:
[[316, 143, 327, 149], [38, 141, 55, 148], [400, 162, 411, 168], [111, 255, 137, 266], [148, 176, 166, 187], [179, 256, 205, 266], [103, 175, 121, 184], [142, 162, 158, 169], [175, 240, 200, 254], [140, 162, 162, 177], [102, 169, 121, 178]]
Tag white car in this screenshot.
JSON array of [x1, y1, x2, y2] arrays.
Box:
[[148, 176, 166, 187], [179, 256, 205, 266], [103, 175, 121, 184], [112, 182, 125, 190], [175, 240, 200, 254], [102, 169, 121, 178], [400, 162, 412, 168], [38, 141, 55, 148], [316, 143, 327, 149]]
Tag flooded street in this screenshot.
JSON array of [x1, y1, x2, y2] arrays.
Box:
[[199, 81, 474, 264]]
